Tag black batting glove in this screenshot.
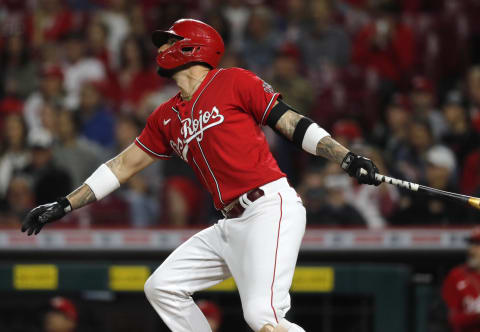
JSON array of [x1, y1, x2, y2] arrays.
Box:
[[21, 197, 72, 236], [341, 152, 381, 186]]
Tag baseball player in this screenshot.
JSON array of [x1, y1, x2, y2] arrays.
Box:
[[21, 19, 380, 332], [443, 228, 480, 332]]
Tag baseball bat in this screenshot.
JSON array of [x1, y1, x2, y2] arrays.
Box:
[[359, 169, 480, 210]]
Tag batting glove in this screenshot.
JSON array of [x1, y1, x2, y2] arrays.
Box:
[[21, 197, 72, 236], [341, 152, 381, 186]]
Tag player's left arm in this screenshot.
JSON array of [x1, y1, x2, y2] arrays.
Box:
[[267, 100, 380, 186]]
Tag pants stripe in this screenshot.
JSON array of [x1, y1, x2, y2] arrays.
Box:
[[270, 193, 283, 324]]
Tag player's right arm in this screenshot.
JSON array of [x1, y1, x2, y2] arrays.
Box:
[[21, 143, 155, 235], [267, 99, 380, 186]]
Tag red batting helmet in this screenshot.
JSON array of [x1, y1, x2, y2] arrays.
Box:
[[152, 19, 224, 71]]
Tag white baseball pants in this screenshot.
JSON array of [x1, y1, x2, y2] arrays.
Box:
[[144, 177, 307, 332]]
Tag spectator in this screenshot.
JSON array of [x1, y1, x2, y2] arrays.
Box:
[[43, 297, 78, 332], [443, 228, 480, 332], [299, 0, 351, 73], [76, 81, 115, 148], [279, 0, 309, 43], [163, 176, 204, 227], [241, 6, 282, 76], [23, 64, 65, 134], [0, 34, 37, 99], [376, 94, 412, 165], [0, 175, 35, 226], [344, 144, 399, 228], [26, 0, 74, 49], [352, 2, 415, 86], [22, 131, 72, 205], [222, 0, 250, 52], [114, 114, 161, 227], [461, 149, 480, 197], [298, 164, 366, 226], [62, 32, 107, 110], [410, 75, 447, 139], [0, 114, 31, 197], [467, 66, 480, 133], [393, 118, 434, 183], [98, 0, 131, 69], [117, 36, 163, 111], [270, 44, 314, 116], [442, 90, 479, 168], [392, 145, 466, 225], [198, 300, 223, 332], [53, 110, 101, 188]]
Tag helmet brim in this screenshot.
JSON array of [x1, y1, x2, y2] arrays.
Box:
[[152, 30, 184, 48]]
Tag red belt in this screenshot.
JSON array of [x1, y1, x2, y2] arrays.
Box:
[[222, 188, 265, 218]]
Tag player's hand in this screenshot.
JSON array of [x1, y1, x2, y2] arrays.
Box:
[[21, 197, 71, 236], [341, 152, 381, 186]]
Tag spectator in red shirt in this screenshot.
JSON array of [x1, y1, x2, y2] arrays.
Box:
[[443, 228, 480, 332], [26, 0, 74, 49], [352, 2, 415, 86], [117, 36, 163, 112]]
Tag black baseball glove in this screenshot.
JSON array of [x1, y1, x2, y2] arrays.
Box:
[[341, 152, 381, 186], [21, 197, 71, 236]]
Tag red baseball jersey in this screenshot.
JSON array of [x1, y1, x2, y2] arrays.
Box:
[[443, 264, 480, 332], [135, 67, 286, 209]]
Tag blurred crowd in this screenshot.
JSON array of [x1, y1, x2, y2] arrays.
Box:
[[0, 0, 479, 229]]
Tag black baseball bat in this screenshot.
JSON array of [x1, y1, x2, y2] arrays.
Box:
[[360, 169, 480, 210]]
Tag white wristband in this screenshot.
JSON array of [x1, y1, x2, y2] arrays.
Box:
[[84, 164, 120, 200], [302, 123, 330, 155]]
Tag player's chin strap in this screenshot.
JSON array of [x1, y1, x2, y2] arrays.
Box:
[[266, 99, 330, 155]]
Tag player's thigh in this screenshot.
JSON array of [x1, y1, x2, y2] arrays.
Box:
[[146, 225, 231, 295], [225, 191, 306, 326]]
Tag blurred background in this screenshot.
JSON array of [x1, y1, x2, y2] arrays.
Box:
[[0, 0, 479, 331]]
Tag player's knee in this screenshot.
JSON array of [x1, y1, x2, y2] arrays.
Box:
[[144, 270, 176, 305], [243, 300, 276, 332]]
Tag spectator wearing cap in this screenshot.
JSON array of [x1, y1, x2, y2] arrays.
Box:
[[21, 131, 72, 205], [410, 75, 448, 140], [442, 90, 479, 168], [443, 228, 480, 332], [62, 32, 107, 110], [198, 300, 222, 332], [23, 64, 65, 134], [391, 145, 467, 225], [43, 296, 78, 332]]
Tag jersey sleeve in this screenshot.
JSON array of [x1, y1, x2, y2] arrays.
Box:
[[135, 107, 173, 160], [233, 68, 281, 126]]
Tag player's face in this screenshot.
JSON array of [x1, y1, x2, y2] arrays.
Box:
[[158, 38, 177, 53]]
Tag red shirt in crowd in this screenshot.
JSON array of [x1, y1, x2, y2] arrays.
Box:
[[135, 67, 285, 210], [443, 264, 480, 332], [352, 22, 415, 84]]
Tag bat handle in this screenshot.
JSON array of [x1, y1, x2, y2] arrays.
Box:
[[359, 168, 383, 181]]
